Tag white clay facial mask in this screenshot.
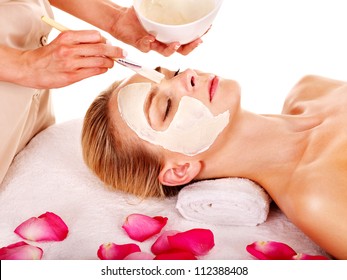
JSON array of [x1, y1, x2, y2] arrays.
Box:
[[140, 0, 215, 25], [117, 82, 230, 156]]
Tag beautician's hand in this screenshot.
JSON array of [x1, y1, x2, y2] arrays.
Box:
[[19, 30, 126, 89], [110, 7, 202, 57]]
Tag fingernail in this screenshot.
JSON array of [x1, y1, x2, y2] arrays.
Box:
[[122, 49, 128, 57], [106, 39, 113, 46], [174, 43, 181, 50]]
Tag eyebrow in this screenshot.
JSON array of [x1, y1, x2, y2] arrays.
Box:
[[144, 85, 159, 127]]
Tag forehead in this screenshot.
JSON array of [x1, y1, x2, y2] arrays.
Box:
[[107, 74, 159, 151], [116, 67, 174, 89], [109, 72, 150, 108], [109, 66, 176, 112], [118, 73, 151, 91], [109, 75, 141, 120]]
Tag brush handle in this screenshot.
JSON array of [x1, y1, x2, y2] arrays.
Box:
[[41, 16, 69, 32]]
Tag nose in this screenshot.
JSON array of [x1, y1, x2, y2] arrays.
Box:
[[177, 68, 197, 93]]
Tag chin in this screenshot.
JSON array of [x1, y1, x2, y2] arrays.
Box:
[[216, 83, 241, 114]]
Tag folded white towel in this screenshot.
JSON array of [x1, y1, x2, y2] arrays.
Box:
[[176, 178, 271, 226]]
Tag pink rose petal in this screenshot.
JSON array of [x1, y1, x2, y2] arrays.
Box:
[[154, 250, 197, 260], [167, 228, 215, 256], [122, 214, 168, 242], [14, 212, 68, 242], [123, 252, 154, 260], [292, 253, 329, 260], [246, 241, 297, 260], [151, 230, 180, 255], [0, 241, 43, 260], [97, 242, 141, 260]]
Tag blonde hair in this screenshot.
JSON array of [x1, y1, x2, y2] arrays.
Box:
[[81, 81, 180, 198]]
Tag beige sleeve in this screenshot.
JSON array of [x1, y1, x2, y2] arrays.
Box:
[[0, 85, 55, 184]]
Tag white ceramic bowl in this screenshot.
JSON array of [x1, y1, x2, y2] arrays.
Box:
[[133, 0, 223, 45]]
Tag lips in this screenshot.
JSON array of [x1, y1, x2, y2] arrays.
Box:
[[209, 76, 219, 102]]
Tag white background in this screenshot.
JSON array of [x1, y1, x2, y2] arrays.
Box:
[[51, 0, 347, 123]]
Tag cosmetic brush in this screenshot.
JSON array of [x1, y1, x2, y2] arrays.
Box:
[[41, 16, 165, 83]]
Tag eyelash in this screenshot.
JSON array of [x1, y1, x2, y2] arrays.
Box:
[[164, 98, 171, 121], [161, 69, 179, 121]]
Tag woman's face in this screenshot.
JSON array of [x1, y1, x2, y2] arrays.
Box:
[[109, 67, 241, 155]]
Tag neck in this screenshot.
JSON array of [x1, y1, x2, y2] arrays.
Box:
[[198, 109, 320, 194]]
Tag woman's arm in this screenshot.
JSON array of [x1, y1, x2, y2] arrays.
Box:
[[49, 0, 202, 56], [49, 0, 122, 34]]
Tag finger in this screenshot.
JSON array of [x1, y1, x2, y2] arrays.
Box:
[[162, 42, 181, 56], [177, 38, 203, 56], [136, 36, 155, 53], [53, 67, 109, 88], [72, 44, 127, 59], [62, 56, 115, 71], [69, 67, 109, 83], [75, 56, 115, 69], [145, 40, 180, 57], [56, 30, 104, 45]]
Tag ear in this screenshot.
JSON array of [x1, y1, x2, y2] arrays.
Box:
[[158, 161, 202, 186]]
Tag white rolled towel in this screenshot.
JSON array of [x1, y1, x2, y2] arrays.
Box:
[[176, 178, 271, 226]]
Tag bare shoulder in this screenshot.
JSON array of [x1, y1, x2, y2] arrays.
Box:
[[282, 163, 347, 259], [282, 75, 347, 114]]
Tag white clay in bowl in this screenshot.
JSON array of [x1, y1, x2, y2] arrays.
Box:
[[139, 0, 215, 25], [133, 0, 223, 44]]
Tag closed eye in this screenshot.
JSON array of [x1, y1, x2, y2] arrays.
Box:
[[164, 98, 171, 121]]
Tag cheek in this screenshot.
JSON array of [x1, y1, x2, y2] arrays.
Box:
[[219, 82, 241, 112], [153, 96, 230, 156]]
